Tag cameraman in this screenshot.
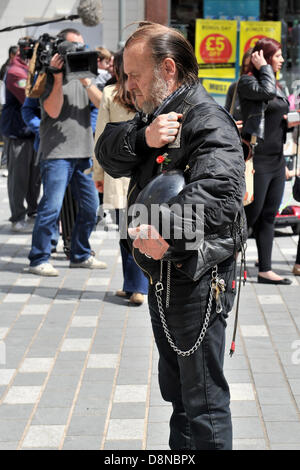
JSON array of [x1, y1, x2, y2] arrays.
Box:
[[0, 37, 41, 231], [28, 28, 107, 276]]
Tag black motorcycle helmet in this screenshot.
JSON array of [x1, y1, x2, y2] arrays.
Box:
[[130, 170, 186, 232], [135, 169, 185, 206]]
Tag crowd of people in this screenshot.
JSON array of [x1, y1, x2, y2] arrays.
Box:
[[0, 22, 299, 450]]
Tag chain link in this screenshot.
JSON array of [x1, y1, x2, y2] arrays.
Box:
[[154, 264, 218, 357]]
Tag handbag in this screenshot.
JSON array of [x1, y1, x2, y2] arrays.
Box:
[[229, 80, 255, 206], [242, 135, 256, 206]]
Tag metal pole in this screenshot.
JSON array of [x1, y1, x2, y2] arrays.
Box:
[[118, 0, 126, 49]]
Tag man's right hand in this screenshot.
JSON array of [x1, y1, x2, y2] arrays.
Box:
[[145, 112, 183, 148], [49, 53, 64, 75]]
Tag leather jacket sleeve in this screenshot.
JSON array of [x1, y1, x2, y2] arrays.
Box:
[[95, 113, 148, 178], [159, 104, 245, 252], [237, 65, 277, 139], [238, 65, 276, 102]]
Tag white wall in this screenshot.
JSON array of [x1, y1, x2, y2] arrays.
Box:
[[102, 0, 145, 51], [0, 0, 145, 65]]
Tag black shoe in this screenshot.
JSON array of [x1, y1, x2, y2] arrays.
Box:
[[257, 275, 292, 285]]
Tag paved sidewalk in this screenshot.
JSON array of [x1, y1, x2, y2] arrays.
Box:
[[0, 168, 299, 450]]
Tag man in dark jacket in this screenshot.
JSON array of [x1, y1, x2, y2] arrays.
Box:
[[96, 23, 245, 450], [0, 38, 40, 231]]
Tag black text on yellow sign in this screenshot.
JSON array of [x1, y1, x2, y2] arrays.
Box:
[[195, 19, 237, 79], [239, 21, 281, 64], [202, 79, 232, 95]]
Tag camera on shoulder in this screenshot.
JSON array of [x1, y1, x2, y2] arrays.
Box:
[[35, 33, 97, 79], [25, 33, 98, 98]]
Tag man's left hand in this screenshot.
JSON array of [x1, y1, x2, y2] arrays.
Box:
[[128, 224, 170, 260]]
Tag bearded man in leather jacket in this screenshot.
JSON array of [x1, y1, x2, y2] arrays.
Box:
[[95, 23, 246, 450]]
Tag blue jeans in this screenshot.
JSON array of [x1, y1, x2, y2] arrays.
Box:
[[120, 242, 149, 294], [148, 257, 235, 450], [29, 158, 98, 266]]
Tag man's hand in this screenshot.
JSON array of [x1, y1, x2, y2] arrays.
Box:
[[145, 112, 183, 148], [128, 224, 170, 260], [49, 53, 64, 74], [80, 78, 92, 88], [235, 120, 243, 130]]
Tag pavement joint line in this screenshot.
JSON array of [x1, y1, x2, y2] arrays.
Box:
[[14, 260, 110, 450], [235, 291, 270, 450], [58, 256, 119, 450], [251, 280, 300, 422], [15, 301, 82, 449], [142, 336, 155, 450], [0, 299, 55, 407], [99, 308, 131, 450]]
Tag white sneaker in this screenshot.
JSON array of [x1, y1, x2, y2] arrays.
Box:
[[69, 256, 107, 269], [11, 220, 30, 232], [28, 263, 59, 277]]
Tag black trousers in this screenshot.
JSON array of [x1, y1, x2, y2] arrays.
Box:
[[245, 165, 285, 272], [296, 235, 300, 265], [148, 257, 236, 450], [7, 137, 41, 223]]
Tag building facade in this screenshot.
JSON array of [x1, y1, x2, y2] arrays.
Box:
[[0, 0, 300, 94]]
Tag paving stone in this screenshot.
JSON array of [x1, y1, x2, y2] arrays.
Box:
[[20, 358, 54, 373], [265, 421, 300, 444], [87, 354, 119, 369], [61, 338, 92, 352], [232, 417, 265, 439], [104, 440, 143, 450], [229, 383, 255, 401], [233, 439, 267, 450], [0, 419, 28, 442], [3, 386, 42, 404], [111, 402, 146, 419], [62, 435, 102, 450], [113, 385, 148, 403], [22, 424, 65, 448], [66, 415, 105, 436], [260, 404, 299, 422], [255, 387, 294, 406], [106, 419, 145, 440]]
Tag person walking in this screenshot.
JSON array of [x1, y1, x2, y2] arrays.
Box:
[[95, 22, 246, 450], [0, 38, 41, 232], [238, 37, 293, 285]]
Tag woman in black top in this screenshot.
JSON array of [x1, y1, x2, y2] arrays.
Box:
[[238, 38, 292, 285]]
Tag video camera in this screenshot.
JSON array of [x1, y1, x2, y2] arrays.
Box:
[[23, 33, 98, 80]]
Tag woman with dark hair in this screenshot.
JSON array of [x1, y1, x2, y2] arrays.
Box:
[[238, 37, 292, 284], [93, 49, 148, 305], [225, 48, 253, 122]]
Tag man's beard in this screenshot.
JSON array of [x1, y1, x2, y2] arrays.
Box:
[[133, 67, 170, 114]]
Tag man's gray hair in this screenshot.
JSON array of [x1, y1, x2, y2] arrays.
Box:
[[125, 22, 199, 86]]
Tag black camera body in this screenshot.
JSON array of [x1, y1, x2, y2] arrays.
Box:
[[18, 37, 37, 61], [33, 33, 98, 79]]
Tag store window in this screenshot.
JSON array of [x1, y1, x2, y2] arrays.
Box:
[[170, 0, 203, 46]]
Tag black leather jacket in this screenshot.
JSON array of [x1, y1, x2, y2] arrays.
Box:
[[95, 81, 246, 283], [237, 64, 277, 140]]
